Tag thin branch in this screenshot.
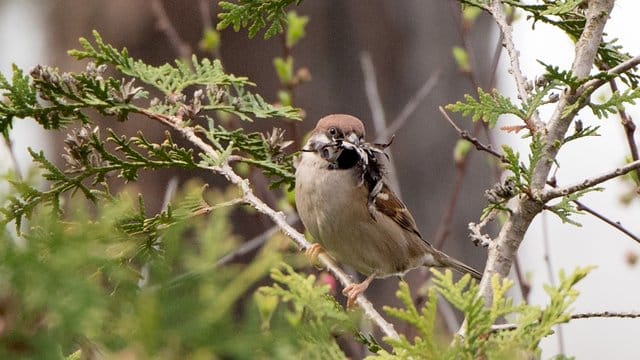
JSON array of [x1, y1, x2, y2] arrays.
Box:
[[216, 213, 299, 267], [488, 0, 539, 131], [140, 109, 400, 340], [609, 79, 640, 181], [360, 52, 402, 197], [580, 55, 640, 92], [375, 70, 441, 143], [150, 0, 193, 60], [543, 159, 640, 201], [491, 311, 640, 332], [2, 134, 23, 180], [439, 106, 507, 162], [574, 200, 640, 244]]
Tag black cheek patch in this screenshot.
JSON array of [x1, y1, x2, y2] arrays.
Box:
[[335, 148, 360, 169]]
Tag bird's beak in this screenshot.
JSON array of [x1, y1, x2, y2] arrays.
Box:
[[344, 132, 361, 146]]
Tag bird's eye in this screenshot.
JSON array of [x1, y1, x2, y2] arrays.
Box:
[[328, 127, 338, 136]]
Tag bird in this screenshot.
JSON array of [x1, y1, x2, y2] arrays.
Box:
[[294, 114, 482, 308]]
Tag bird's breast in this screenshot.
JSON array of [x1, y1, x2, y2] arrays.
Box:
[[294, 152, 427, 276]]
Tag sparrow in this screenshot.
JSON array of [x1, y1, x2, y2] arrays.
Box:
[[294, 114, 482, 307]]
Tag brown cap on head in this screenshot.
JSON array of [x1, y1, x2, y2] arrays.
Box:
[[314, 114, 366, 138]]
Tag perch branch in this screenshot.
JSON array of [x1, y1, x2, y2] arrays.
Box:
[[140, 109, 400, 340]]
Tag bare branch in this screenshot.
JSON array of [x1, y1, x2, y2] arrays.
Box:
[[1, 134, 23, 180], [488, 0, 539, 131], [609, 79, 640, 181], [580, 55, 640, 92], [439, 106, 507, 162], [360, 52, 402, 197], [574, 200, 640, 244], [150, 0, 193, 60], [375, 70, 441, 143], [140, 109, 401, 340], [492, 311, 640, 332], [543, 159, 640, 201]]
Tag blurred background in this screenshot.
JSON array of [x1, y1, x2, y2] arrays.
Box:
[[0, 0, 638, 358]]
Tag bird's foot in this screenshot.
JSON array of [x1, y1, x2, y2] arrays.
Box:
[[305, 243, 324, 265], [342, 273, 377, 309]]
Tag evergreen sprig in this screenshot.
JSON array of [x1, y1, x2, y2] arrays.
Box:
[[256, 263, 353, 359], [372, 268, 592, 359], [447, 88, 525, 128], [217, 0, 303, 39]]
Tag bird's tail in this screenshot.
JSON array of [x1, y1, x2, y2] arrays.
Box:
[[439, 255, 483, 280]]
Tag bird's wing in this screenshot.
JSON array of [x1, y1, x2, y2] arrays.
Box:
[[373, 183, 425, 240]]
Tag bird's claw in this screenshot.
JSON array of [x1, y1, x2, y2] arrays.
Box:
[[342, 283, 367, 309], [305, 243, 324, 265]]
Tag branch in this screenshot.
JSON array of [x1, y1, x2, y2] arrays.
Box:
[[150, 0, 193, 60], [439, 106, 506, 162], [580, 55, 640, 92], [574, 200, 640, 244], [360, 52, 402, 198], [216, 213, 299, 267], [491, 311, 640, 332], [609, 79, 640, 181], [140, 109, 400, 340], [543, 159, 640, 200], [475, 0, 616, 312], [374, 70, 441, 143], [488, 0, 539, 131]]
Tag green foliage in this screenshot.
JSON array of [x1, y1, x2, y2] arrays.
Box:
[[377, 283, 444, 359], [68, 31, 300, 121], [256, 264, 355, 359], [588, 87, 640, 119], [452, 46, 471, 73], [198, 120, 296, 188], [0, 183, 306, 358], [447, 88, 525, 128], [0, 126, 199, 231], [286, 11, 309, 48], [372, 268, 592, 359], [218, 0, 303, 39], [0, 65, 38, 134]]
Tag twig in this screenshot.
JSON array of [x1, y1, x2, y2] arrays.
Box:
[[199, 0, 222, 60], [488, 0, 539, 131], [491, 311, 640, 332], [1, 134, 23, 180], [140, 109, 400, 340], [439, 106, 507, 162], [580, 55, 640, 92], [216, 213, 299, 267], [374, 70, 441, 143], [574, 200, 640, 244], [609, 79, 640, 181], [150, 0, 193, 60], [542, 159, 640, 200], [360, 52, 402, 198]]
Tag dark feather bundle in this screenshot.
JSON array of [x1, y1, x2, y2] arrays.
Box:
[[321, 137, 394, 218]]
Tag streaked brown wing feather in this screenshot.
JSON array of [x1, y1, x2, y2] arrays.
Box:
[[374, 184, 424, 239]]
